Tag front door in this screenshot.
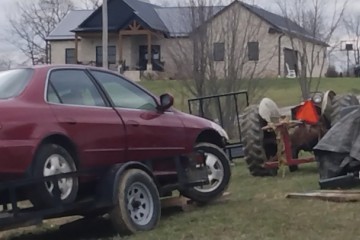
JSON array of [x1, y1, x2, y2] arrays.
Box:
[[89, 70, 186, 162], [284, 48, 299, 76], [139, 45, 162, 71], [46, 69, 126, 169]]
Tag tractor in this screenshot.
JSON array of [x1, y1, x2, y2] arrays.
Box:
[[240, 90, 360, 177]]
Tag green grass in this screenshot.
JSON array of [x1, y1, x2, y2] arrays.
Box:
[[5, 162, 360, 240], [140, 78, 360, 111]]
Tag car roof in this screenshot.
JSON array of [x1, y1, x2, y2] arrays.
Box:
[[21, 64, 118, 74]]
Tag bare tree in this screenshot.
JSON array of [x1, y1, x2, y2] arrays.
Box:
[[344, 13, 360, 65], [0, 57, 14, 71], [8, 0, 74, 65], [276, 0, 348, 99], [79, 0, 102, 10], [166, 0, 276, 137]]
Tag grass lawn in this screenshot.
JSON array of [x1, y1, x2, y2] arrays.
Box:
[[140, 77, 360, 111], [5, 162, 360, 240]]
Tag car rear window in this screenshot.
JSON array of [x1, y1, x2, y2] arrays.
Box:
[[0, 68, 33, 99]]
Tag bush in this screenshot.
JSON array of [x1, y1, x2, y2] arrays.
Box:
[[325, 65, 339, 78]]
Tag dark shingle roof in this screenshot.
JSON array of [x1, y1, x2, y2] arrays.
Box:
[[123, 0, 168, 32], [48, 0, 327, 46], [241, 3, 328, 46], [73, 0, 167, 33]]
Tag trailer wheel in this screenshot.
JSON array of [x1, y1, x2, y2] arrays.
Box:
[[181, 143, 231, 204], [330, 93, 359, 126], [110, 169, 161, 235], [240, 105, 278, 176], [29, 144, 78, 207]]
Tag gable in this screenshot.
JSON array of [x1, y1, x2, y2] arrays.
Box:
[[75, 0, 133, 32], [74, 0, 167, 33]]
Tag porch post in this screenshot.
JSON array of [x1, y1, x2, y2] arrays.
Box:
[[74, 33, 78, 64], [147, 31, 152, 71], [118, 32, 123, 63]]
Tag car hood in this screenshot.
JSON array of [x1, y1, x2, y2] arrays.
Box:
[[174, 110, 229, 140]]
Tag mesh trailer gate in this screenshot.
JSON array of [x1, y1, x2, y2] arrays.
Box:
[[188, 91, 249, 160]]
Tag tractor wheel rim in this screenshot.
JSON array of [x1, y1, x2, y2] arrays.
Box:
[[43, 154, 73, 200], [194, 153, 224, 193], [127, 182, 154, 226]]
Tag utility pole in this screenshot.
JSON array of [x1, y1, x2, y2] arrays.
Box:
[[102, 0, 108, 69]]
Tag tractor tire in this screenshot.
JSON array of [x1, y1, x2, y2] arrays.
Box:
[[240, 105, 278, 177], [330, 93, 359, 126]]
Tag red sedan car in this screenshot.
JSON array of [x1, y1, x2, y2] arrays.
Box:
[[0, 65, 230, 210]]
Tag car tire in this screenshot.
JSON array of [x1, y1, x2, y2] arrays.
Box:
[[181, 143, 231, 204], [29, 144, 78, 208], [109, 169, 161, 235]]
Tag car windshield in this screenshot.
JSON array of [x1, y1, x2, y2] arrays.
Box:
[[0, 68, 33, 99]]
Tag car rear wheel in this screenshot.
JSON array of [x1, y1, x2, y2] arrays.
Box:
[[180, 143, 231, 204], [109, 169, 161, 235], [29, 144, 78, 208]]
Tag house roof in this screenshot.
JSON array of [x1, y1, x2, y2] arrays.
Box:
[[46, 10, 93, 40], [73, 0, 168, 33], [155, 6, 224, 37], [47, 0, 328, 46], [241, 3, 328, 46]]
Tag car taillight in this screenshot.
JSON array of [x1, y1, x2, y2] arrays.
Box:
[[190, 151, 206, 165]]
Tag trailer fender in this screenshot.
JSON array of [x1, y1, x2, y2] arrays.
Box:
[[95, 162, 155, 207]]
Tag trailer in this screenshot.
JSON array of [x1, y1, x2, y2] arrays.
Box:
[[0, 152, 212, 235]]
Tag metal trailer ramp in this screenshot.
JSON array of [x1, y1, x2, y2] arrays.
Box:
[[188, 91, 249, 161]]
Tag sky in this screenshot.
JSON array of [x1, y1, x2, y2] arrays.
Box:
[[0, 0, 359, 68]]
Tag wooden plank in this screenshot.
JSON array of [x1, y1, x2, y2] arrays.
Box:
[[161, 192, 231, 212], [120, 29, 150, 35], [286, 190, 360, 202]]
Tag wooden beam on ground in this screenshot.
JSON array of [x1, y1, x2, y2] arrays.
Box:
[[161, 192, 231, 212], [286, 190, 360, 203]]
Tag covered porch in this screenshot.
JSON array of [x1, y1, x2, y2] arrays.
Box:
[[73, 20, 165, 74]]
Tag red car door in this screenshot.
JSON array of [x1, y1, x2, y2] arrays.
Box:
[[89, 70, 187, 161], [46, 68, 126, 169]]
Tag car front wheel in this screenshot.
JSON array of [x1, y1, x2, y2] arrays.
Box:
[[181, 143, 231, 204]]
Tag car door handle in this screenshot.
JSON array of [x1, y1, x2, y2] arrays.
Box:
[[126, 120, 140, 127], [63, 118, 77, 125]]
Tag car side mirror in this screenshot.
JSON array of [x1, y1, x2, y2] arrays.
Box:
[[158, 93, 174, 111]]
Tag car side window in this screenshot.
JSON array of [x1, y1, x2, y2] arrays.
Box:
[[47, 69, 106, 107], [90, 70, 157, 111]]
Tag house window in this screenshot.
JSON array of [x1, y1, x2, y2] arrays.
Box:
[[96, 46, 116, 67], [213, 42, 225, 61], [248, 42, 259, 61], [65, 48, 76, 64]]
